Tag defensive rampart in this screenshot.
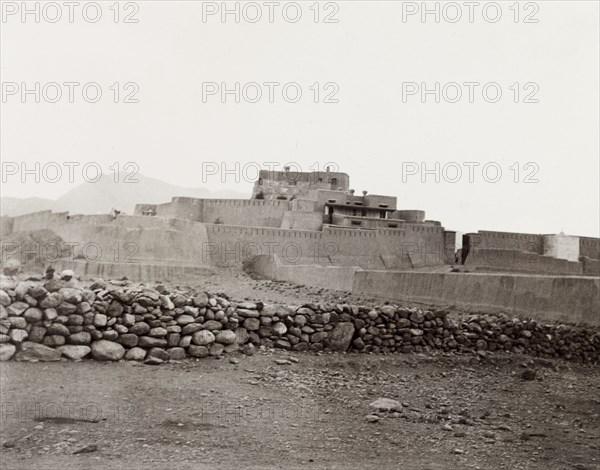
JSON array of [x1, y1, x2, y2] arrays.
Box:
[[353, 271, 600, 326]]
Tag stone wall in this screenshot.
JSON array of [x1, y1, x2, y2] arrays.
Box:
[[1, 279, 599, 364]]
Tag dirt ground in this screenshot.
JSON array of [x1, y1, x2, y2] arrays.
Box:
[[1, 269, 599, 469], [1, 351, 599, 470]]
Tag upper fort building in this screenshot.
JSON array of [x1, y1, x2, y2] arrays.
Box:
[[134, 168, 445, 234]]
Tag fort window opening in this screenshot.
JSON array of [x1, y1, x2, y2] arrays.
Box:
[[331, 177, 338, 186], [388, 223, 398, 228], [351, 208, 357, 216], [379, 210, 387, 219], [351, 220, 361, 226]]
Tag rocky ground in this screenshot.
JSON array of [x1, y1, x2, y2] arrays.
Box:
[[165, 268, 419, 308], [1, 350, 599, 470]]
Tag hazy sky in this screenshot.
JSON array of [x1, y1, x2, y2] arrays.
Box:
[[1, 1, 599, 237]]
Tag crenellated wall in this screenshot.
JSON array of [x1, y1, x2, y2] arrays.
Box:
[[135, 198, 291, 228], [463, 248, 584, 276], [580, 237, 600, 260]]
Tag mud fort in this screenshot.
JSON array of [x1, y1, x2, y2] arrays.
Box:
[[2, 169, 599, 326]]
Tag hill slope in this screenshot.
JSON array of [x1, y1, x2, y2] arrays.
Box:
[[1, 174, 247, 216]]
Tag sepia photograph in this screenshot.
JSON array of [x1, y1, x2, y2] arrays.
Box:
[[0, 1, 599, 469]]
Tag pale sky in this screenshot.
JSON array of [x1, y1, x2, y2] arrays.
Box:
[[1, 1, 599, 237]]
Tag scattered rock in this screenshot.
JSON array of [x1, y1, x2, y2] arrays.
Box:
[[369, 398, 402, 412]]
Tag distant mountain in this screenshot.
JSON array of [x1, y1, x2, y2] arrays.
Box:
[[0, 174, 248, 217], [1, 197, 55, 216]]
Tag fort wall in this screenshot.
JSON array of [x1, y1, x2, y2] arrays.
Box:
[[469, 231, 544, 254], [352, 271, 600, 326], [464, 248, 584, 276], [5, 211, 211, 266], [580, 237, 600, 260]]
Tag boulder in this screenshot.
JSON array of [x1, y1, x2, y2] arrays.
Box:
[[147, 347, 170, 362], [235, 327, 249, 344], [168, 347, 186, 360], [209, 343, 224, 356], [47, 323, 70, 336], [9, 329, 28, 343], [243, 317, 261, 331], [137, 336, 167, 348], [42, 335, 66, 347], [69, 332, 92, 345], [0, 343, 16, 361], [129, 322, 150, 335], [44, 308, 58, 321], [91, 340, 125, 361], [39, 293, 63, 309], [57, 345, 91, 360], [176, 314, 195, 325], [59, 288, 83, 304], [273, 322, 287, 336], [15, 342, 61, 362], [6, 301, 29, 316], [148, 327, 168, 337], [193, 330, 215, 346], [117, 334, 139, 348], [188, 345, 209, 358], [192, 293, 209, 307], [28, 326, 46, 343], [329, 322, 355, 351], [8, 317, 27, 329], [0, 290, 12, 307], [93, 313, 108, 327], [215, 330, 236, 345], [23, 308, 43, 322], [202, 320, 223, 331], [124, 347, 147, 361]]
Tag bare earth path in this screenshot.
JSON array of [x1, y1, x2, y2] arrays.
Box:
[[1, 351, 599, 470]]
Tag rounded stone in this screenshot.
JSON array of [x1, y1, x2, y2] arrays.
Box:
[[192, 330, 215, 346], [124, 347, 147, 361], [215, 330, 236, 345], [57, 345, 91, 360], [188, 345, 209, 358], [0, 343, 17, 361], [23, 308, 43, 322], [243, 317, 260, 331], [209, 343, 224, 356], [91, 340, 125, 361]]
